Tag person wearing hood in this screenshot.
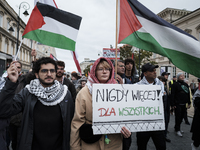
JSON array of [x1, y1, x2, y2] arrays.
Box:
[[171, 72, 191, 137], [114, 60, 131, 84], [136, 63, 166, 150], [70, 57, 131, 150]]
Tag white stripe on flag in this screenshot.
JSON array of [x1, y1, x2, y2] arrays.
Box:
[[40, 17, 79, 42], [137, 16, 200, 58]]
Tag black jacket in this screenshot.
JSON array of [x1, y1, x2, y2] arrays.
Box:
[[171, 80, 191, 106], [0, 118, 9, 150], [63, 77, 77, 102], [0, 80, 74, 150]]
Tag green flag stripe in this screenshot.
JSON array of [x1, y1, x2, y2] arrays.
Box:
[[23, 29, 76, 51], [120, 31, 200, 77]]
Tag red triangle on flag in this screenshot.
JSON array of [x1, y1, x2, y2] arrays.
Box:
[[22, 5, 45, 36], [118, 0, 142, 43]]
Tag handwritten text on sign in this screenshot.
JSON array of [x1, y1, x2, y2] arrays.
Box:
[[92, 84, 165, 135]]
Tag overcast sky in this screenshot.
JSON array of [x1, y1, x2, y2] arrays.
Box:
[[6, 0, 200, 72]]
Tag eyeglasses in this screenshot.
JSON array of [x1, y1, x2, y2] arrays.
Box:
[[97, 68, 111, 72], [40, 69, 56, 74]]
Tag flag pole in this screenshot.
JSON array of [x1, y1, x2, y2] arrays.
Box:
[[115, 0, 119, 81], [14, 38, 23, 61]]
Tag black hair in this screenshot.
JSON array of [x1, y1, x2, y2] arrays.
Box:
[[124, 57, 135, 76], [32, 57, 57, 74], [56, 60, 65, 68], [16, 61, 22, 68]]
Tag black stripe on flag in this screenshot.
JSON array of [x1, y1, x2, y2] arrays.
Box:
[[36, 2, 82, 30], [127, 0, 197, 41]]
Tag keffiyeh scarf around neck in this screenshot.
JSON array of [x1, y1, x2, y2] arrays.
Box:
[[26, 79, 68, 106]]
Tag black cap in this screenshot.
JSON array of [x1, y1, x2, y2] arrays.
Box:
[[173, 76, 176, 78], [161, 72, 170, 76], [142, 63, 159, 72]]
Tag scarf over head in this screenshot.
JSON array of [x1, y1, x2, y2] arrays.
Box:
[[86, 57, 116, 94], [26, 79, 68, 106]]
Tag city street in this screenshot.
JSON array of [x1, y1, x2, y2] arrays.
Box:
[[130, 108, 199, 150]]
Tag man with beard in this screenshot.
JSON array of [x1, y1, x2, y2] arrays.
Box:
[[0, 57, 74, 150], [56, 61, 77, 102]]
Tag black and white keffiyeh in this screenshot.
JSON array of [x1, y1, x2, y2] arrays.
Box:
[[26, 79, 68, 106]]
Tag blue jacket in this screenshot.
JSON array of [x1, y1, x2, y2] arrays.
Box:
[[119, 74, 132, 84]]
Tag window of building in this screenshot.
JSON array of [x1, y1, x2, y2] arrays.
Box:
[[22, 49, 24, 60], [7, 21, 10, 32], [10, 45, 14, 55], [173, 67, 176, 76], [185, 72, 189, 79], [27, 52, 30, 62], [25, 51, 27, 61], [4, 43, 7, 53], [12, 27, 15, 36], [0, 14, 3, 27]]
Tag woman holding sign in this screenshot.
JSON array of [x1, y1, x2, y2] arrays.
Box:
[[70, 57, 131, 150]]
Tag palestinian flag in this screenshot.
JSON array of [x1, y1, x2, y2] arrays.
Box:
[[23, 2, 82, 51], [118, 0, 200, 77], [50, 53, 58, 61]]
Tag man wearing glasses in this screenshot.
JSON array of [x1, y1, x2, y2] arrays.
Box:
[[0, 57, 74, 150]]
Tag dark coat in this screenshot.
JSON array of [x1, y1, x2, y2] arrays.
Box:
[[191, 97, 200, 141], [0, 118, 9, 150], [63, 77, 77, 102], [0, 80, 74, 150], [171, 80, 191, 106], [118, 74, 132, 84]]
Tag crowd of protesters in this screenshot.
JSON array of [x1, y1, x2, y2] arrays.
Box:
[[0, 50, 199, 150]]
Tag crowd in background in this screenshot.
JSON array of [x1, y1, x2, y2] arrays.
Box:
[[0, 49, 200, 150]]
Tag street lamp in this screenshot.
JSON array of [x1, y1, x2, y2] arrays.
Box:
[[16, 2, 30, 55]]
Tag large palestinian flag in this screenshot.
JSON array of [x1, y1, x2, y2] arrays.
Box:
[[23, 2, 82, 51], [118, 0, 200, 77]]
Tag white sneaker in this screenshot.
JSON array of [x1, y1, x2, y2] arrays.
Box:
[[191, 143, 198, 150], [176, 131, 183, 137], [181, 130, 184, 133]]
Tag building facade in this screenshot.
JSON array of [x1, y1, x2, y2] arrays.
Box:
[[0, 0, 56, 75], [80, 58, 95, 74], [151, 8, 200, 83]]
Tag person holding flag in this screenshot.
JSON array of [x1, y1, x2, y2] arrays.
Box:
[[0, 57, 74, 150]]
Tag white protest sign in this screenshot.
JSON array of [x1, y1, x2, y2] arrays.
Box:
[[92, 84, 165, 135], [103, 48, 120, 59]]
